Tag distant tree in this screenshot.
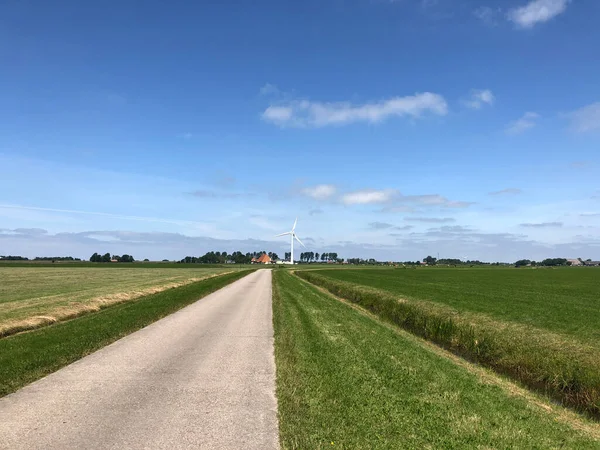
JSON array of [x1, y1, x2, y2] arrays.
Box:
[[423, 256, 437, 265], [102, 253, 111, 263], [540, 258, 568, 267], [515, 259, 531, 267], [143, 258, 150, 262], [0, 255, 29, 261]]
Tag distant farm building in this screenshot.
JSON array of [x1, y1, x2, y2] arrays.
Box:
[[567, 259, 582, 266], [584, 260, 600, 267], [252, 253, 272, 264]]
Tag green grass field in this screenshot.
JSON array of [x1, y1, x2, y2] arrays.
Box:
[[297, 267, 600, 416], [273, 271, 600, 448], [0, 266, 237, 337], [310, 267, 600, 345]]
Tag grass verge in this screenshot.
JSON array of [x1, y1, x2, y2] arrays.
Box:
[[273, 271, 599, 448], [0, 270, 253, 397], [296, 271, 600, 418]]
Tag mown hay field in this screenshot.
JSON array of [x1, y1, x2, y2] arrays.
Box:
[[0, 266, 234, 337]]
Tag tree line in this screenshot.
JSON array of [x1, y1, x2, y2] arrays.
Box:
[[514, 258, 570, 267], [34, 256, 82, 262], [179, 251, 280, 264], [0, 255, 29, 261], [298, 252, 341, 263], [89, 253, 135, 263]]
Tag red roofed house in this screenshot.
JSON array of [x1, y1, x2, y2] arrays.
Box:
[[253, 253, 272, 264]]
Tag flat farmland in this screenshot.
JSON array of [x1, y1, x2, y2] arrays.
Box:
[[274, 271, 600, 447], [310, 267, 600, 344], [298, 267, 600, 416], [0, 266, 234, 337]]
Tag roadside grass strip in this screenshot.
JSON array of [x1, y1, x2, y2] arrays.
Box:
[[296, 271, 600, 419], [273, 271, 600, 448], [0, 270, 253, 397]]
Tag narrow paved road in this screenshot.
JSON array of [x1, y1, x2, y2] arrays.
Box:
[[0, 269, 278, 450]]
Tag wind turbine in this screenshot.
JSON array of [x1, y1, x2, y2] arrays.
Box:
[[275, 218, 305, 264]]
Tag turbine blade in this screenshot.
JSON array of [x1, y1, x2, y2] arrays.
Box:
[[292, 217, 297, 231], [294, 234, 305, 247], [275, 232, 291, 237]]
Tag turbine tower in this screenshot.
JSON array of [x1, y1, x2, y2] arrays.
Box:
[[275, 218, 305, 264]]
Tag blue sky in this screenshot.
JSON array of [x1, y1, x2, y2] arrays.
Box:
[[1, 0, 599, 261]]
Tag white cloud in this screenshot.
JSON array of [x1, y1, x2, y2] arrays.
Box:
[[260, 83, 280, 96], [301, 184, 337, 200], [474, 6, 502, 25], [505, 112, 540, 135], [463, 89, 495, 110], [508, 0, 569, 29], [567, 102, 600, 133], [262, 92, 448, 128], [342, 189, 398, 205], [489, 188, 523, 196], [369, 222, 394, 230], [405, 217, 456, 223], [262, 106, 294, 124], [520, 222, 563, 228]]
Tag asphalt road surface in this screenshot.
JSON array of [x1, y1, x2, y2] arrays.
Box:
[[0, 269, 279, 450]]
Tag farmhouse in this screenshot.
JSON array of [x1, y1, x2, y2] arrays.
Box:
[[567, 259, 582, 266], [252, 253, 272, 264], [584, 260, 600, 267]]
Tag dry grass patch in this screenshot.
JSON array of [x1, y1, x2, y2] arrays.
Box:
[[0, 267, 234, 337]]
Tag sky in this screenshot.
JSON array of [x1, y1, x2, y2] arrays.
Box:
[[1, 0, 599, 262]]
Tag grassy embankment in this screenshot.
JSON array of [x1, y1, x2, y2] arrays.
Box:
[[0, 270, 253, 397], [0, 266, 236, 337], [296, 268, 600, 417], [273, 271, 600, 448]]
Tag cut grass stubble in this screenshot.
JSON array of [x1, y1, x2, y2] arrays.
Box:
[[0, 267, 234, 337]]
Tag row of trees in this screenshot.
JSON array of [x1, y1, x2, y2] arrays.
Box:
[[515, 258, 570, 267], [179, 251, 281, 264], [34, 256, 81, 261], [422, 257, 490, 266], [0, 255, 29, 260], [89, 253, 135, 263], [298, 252, 341, 263]]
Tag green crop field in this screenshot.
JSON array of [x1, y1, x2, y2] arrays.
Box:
[[0, 266, 237, 337], [273, 271, 600, 448], [296, 267, 600, 416]]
